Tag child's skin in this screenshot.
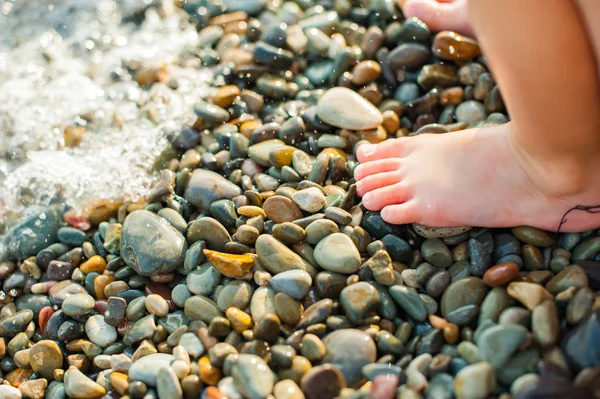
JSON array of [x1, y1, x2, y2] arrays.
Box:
[[354, 0, 600, 232]]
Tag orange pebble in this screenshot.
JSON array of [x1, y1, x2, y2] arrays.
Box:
[[5, 367, 34, 387], [199, 356, 222, 386], [94, 274, 115, 300], [443, 323, 460, 345], [482, 261, 519, 287], [205, 386, 228, 399], [429, 315, 448, 330], [80, 255, 107, 274], [38, 306, 54, 334]]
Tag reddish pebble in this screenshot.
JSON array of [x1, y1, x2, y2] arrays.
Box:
[[144, 282, 177, 312], [38, 306, 54, 334], [94, 300, 108, 314], [117, 319, 131, 336], [483, 261, 519, 287], [371, 374, 399, 399], [65, 215, 92, 231]]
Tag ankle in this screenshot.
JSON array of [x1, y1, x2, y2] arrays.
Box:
[[506, 123, 596, 197]]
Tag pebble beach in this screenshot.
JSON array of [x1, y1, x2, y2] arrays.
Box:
[[0, 1, 599, 399]]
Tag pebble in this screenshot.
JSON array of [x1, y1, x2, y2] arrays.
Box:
[[483, 261, 519, 287], [263, 195, 304, 223], [292, 188, 327, 213], [322, 329, 377, 386], [231, 354, 274, 399], [389, 285, 428, 322], [507, 282, 553, 310], [29, 340, 63, 380], [455, 101, 486, 125], [157, 367, 183, 399], [301, 364, 346, 399], [185, 169, 242, 211], [274, 379, 305, 399], [388, 43, 430, 70], [421, 238, 453, 267], [441, 277, 488, 319], [432, 31, 481, 61], [511, 226, 555, 247], [313, 233, 361, 274], [454, 362, 496, 399], [477, 324, 528, 368], [187, 264, 222, 296], [413, 224, 472, 238], [256, 235, 317, 277], [0, 386, 21, 399], [129, 353, 175, 386], [64, 366, 106, 398], [204, 249, 254, 278], [187, 217, 232, 252], [120, 210, 187, 276], [85, 314, 117, 347], [6, 207, 63, 260], [340, 282, 380, 323], [270, 270, 312, 300], [532, 300, 559, 347], [316, 87, 383, 130], [62, 293, 95, 316]]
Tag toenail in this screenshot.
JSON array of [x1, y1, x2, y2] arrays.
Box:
[[359, 143, 376, 156]]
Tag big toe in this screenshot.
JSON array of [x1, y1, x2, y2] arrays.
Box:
[[401, 0, 474, 37]]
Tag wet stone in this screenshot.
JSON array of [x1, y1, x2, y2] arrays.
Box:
[[187, 217, 232, 252], [187, 264, 222, 296], [301, 364, 346, 399], [421, 238, 453, 268], [469, 238, 491, 277], [64, 366, 106, 398], [454, 362, 496, 399], [6, 207, 63, 260], [477, 324, 528, 368], [29, 340, 63, 380], [184, 169, 242, 211], [316, 87, 383, 130], [432, 31, 481, 62], [388, 43, 430, 70], [340, 282, 380, 323], [204, 250, 254, 278], [507, 282, 553, 311], [389, 285, 428, 322], [263, 195, 304, 223], [323, 329, 376, 387], [120, 210, 187, 276], [256, 235, 317, 277], [512, 226, 555, 247], [441, 277, 487, 319], [129, 353, 175, 386], [270, 270, 312, 300], [231, 354, 274, 399], [314, 233, 361, 274]]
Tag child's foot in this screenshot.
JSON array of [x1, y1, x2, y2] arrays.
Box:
[[399, 0, 474, 37], [354, 124, 600, 232]]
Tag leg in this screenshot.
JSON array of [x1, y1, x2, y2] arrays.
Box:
[[356, 0, 600, 232]]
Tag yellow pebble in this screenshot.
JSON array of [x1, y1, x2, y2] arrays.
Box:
[[80, 256, 107, 274]]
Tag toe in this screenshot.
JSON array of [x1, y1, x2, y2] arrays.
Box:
[[402, 0, 474, 36], [380, 202, 420, 225], [362, 182, 412, 211], [356, 170, 402, 196], [354, 159, 401, 181], [356, 138, 407, 163]]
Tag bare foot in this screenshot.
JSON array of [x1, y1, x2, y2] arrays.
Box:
[[399, 0, 475, 37], [354, 124, 600, 232]]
